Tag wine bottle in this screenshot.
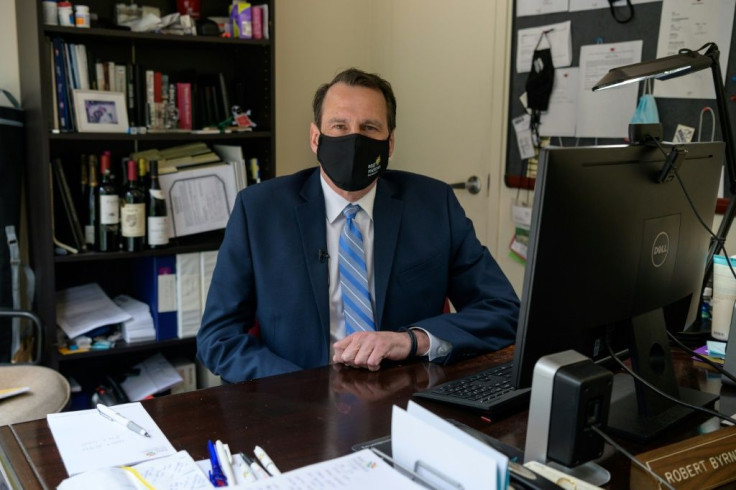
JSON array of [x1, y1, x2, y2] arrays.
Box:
[[121, 159, 146, 252], [138, 157, 149, 191], [85, 154, 98, 247], [147, 160, 169, 248], [96, 151, 119, 252]]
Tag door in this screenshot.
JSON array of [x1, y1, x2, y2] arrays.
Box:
[[372, 0, 516, 288]]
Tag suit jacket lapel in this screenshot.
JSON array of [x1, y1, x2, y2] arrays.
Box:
[[296, 170, 330, 337], [373, 178, 403, 328]]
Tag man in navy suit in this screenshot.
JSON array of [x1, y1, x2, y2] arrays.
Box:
[[197, 68, 520, 382]]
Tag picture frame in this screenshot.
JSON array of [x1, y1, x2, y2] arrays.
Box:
[[72, 89, 129, 133]]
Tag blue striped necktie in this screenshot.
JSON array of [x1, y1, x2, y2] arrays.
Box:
[[339, 204, 375, 335]]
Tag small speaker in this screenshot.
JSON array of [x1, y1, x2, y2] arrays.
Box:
[[524, 350, 613, 468]]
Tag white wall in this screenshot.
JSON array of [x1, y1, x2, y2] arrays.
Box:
[[0, 0, 19, 106]]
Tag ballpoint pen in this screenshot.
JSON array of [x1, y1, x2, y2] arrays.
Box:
[[236, 452, 258, 483], [207, 439, 228, 487], [96, 404, 150, 438], [242, 454, 270, 480], [215, 440, 235, 485], [254, 445, 282, 475]]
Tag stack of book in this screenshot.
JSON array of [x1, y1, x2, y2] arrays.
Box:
[[131, 142, 221, 174]]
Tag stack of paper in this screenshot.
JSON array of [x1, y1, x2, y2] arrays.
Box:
[[120, 353, 183, 401], [47, 402, 176, 477], [56, 283, 132, 339], [114, 295, 155, 343], [392, 401, 509, 489]]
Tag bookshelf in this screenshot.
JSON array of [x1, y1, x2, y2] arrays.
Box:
[[15, 1, 274, 391]]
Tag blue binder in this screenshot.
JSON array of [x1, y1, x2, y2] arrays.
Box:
[[133, 256, 178, 341]]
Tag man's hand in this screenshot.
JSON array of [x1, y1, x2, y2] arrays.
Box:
[[332, 329, 429, 371]]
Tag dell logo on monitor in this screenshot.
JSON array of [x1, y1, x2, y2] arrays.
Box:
[[651, 232, 670, 267]]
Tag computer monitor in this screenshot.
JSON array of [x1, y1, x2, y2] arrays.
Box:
[[512, 141, 725, 442]]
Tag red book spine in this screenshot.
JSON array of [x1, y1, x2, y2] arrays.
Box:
[[153, 71, 163, 103], [177, 82, 192, 130], [252, 6, 263, 40]]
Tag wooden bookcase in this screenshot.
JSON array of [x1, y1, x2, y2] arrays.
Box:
[[15, 1, 274, 390]]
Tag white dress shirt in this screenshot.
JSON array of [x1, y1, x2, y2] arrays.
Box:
[[320, 175, 449, 359]]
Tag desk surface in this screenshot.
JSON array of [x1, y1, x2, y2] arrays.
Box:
[[0, 347, 723, 489]]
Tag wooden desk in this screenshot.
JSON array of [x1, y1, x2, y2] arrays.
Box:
[[0, 348, 722, 489]]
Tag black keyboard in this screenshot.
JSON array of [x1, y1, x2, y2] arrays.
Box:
[[413, 362, 531, 415]]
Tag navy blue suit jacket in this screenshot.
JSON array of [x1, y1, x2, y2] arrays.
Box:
[[197, 168, 520, 381]]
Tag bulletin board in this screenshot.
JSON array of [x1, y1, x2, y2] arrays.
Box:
[[504, 0, 736, 199]]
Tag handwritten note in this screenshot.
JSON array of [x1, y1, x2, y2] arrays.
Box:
[[47, 402, 176, 476]]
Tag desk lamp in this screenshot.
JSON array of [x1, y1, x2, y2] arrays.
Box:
[[593, 42, 736, 327]]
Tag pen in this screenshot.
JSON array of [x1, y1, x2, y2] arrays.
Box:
[[207, 439, 228, 487], [236, 452, 258, 483], [242, 454, 270, 480], [215, 440, 235, 485], [254, 445, 282, 475], [96, 404, 150, 438]]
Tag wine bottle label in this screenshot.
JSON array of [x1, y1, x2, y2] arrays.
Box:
[[147, 216, 170, 245], [121, 202, 146, 237], [99, 195, 120, 224], [85, 225, 95, 245], [149, 188, 165, 200]]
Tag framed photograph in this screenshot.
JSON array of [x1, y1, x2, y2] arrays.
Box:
[[72, 90, 129, 133]]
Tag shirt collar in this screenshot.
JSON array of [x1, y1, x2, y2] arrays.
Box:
[[320, 173, 377, 224]]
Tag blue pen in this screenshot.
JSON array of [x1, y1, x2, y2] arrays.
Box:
[[208, 439, 228, 487]]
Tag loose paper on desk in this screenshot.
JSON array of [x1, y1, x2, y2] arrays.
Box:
[[120, 352, 183, 401], [392, 401, 508, 490], [58, 450, 211, 490], [654, 0, 735, 100], [576, 40, 642, 138], [240, 449, 424, 489], [55, 283, 132, 339], [47, 401, 176, 476]]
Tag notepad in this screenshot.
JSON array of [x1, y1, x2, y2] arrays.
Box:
[[47, 402, 176, 476], [58, 450, 211, 490]]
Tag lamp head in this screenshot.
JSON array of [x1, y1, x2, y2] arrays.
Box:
[[593, 45, 716, 91]]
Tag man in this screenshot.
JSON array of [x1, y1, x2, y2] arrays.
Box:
[[197, 68, 519, 382]]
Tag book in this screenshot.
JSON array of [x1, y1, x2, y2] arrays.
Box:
[[176, 253, 201, 338], [51, 158, 87, 252], [132, 256, 178, 341], [170, 358, 197, 395], [52, 38, 71, 131], [176, 82, 192, 130], [161, 151, 220, 170], [200, 250, 218, 314]]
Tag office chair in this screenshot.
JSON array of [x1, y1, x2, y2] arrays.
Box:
[[0, 309, 70, 425]]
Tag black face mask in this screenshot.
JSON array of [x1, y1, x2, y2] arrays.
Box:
[[317, 133, 390, 192], [525, 47, 555, 111]]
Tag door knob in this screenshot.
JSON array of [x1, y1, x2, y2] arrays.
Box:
[[450, 176, 481, 195]]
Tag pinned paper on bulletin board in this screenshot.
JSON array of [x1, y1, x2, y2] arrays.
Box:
[[509, 200, 533, 264]]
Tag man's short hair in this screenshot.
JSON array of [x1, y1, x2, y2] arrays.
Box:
[[312, 68, 397, 132]]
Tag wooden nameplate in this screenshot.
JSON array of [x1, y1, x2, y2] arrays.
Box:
[[631, 424, 736, 489]]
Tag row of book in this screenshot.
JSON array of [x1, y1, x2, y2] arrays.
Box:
[[50, 37, 250, 132]]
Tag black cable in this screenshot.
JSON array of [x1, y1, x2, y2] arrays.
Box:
[[604, 334, 736, 425], [666, 329, 736, 384], [589, 425, 675, 490]]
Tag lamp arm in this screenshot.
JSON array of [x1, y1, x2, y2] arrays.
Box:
[[701, 44, 736, 304]]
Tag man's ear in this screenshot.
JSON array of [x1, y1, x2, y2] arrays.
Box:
[[388, 130, 395, 157], [310, 122, 320, 155]]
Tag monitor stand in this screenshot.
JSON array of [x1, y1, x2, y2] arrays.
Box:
[[605, 309, 719, 442], [607, 373, 718, 442]]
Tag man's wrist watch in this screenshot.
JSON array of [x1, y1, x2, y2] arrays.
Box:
[[400, 327, 418, 358]]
